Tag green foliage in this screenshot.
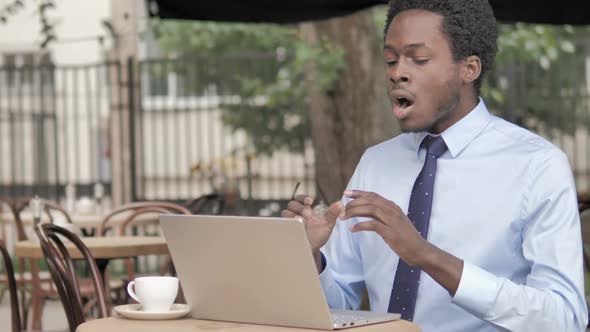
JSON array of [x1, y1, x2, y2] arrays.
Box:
[[152, 19, 345, 156], [218, 57, 310, 155], [153, 21, 299, 54], [482, 23, 577, 107], [153, 17, 590, 152], [482, 24, 590, 134], [496, 23, 576, 70], [219, 38, 345, 156]]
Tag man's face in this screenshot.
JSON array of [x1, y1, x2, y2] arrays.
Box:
[[384, 10, 463, 134]]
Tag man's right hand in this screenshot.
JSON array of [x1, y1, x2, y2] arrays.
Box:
[[281, 194, 344, 255]]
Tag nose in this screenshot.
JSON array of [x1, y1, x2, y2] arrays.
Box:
[[388, 64, 410, 84]]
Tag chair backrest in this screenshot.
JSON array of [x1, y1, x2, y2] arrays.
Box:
[[0, 241, 21, 332], [0, 196, 13, 245], [184, 193, 225, 215], [12, 197, 73, 241], [98, 201, 190, 236], [0, 196, 12, 210], [118, 207, 178, 235], [34, 223, 107, 332]]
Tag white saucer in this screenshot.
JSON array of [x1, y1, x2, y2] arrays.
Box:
[[114, 304, 191, 320]]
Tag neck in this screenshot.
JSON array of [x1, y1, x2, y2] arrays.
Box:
[[431, 90, 478, 134]]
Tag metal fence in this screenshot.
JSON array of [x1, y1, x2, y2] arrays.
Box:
[[1, 48, 590, 211], [0, 54, 315, 214], [0, 62, 117, 203], [135, 54, 315, 204]]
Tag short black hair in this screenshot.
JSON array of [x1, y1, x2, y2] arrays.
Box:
[[384, 0, 498, 94]]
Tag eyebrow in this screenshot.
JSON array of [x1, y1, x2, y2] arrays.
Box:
[[383, 43, 427, 52]]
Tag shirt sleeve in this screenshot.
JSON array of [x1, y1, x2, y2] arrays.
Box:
[[452, 149, 588, 331], [318, 154, 367, 310]]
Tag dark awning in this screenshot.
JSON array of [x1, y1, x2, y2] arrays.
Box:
[[147, 0, 387, 24], [147, 0, 590, 25], [491, 0, 590, 25]]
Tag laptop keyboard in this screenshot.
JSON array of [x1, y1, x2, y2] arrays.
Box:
[[329, 309, 400, 329], [331, 312, 371, 325]]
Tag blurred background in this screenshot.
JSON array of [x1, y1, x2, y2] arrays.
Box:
[[1, 0, 590, 331], [0, 0, 589, 215]]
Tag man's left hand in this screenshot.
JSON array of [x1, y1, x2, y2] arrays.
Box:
[[342, 189, 429, 267]]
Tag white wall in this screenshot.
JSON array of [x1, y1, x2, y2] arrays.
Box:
[[0, 0, 111, 64]]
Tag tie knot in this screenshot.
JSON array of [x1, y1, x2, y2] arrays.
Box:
[[421, 135, 447, 158]]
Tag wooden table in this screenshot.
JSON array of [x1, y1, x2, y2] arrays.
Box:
[[14, 236, 168, 331], [14, 236, 168, 259], [77, 317, 421, 332]]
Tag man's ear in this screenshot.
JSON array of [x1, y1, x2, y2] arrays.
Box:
[[461, 55, 482, 84]]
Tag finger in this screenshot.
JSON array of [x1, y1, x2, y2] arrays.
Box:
[[287, 200, 314, 219], [350, 220, 383, 233], [343, 191, 386, 209], [344, 195, 374, 209], [324, 201, 344, 228], [344, 193, 402, 218], [343, 189, 375, 199], [287, 200, 305, 214], [281, 209, 303, 221], [294, 194, 314, 206], [343, 205, 385, 222]]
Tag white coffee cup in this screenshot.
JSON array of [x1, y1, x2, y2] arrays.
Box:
[[127, 276, 179, 312]]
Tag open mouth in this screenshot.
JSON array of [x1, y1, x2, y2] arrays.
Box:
[[396, 97, 414, 109], [391, 91, 415, 119]]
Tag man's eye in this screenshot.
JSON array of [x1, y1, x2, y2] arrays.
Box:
[[414, 58, 430, 65], [386, 60, 398, 66]]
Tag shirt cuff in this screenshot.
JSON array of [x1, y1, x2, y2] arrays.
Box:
[[451, 262, 501, 317]]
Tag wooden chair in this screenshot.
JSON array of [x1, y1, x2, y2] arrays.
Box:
[[0, 196, 15, 304], [11, 196, 110, 330], [12, 196, 74, 241], [0, 195, 11, 245], [97, 202, 190, 302], [34, 223, 108, 332], [0, 241, 22, 332], [97, 201, 190, 236], [8, 196, 74, 330]]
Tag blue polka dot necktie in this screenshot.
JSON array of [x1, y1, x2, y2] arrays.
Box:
[[387, 135, 448, 321]]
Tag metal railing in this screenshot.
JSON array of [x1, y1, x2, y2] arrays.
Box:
[[1, 48, 590, 210], [0, 62, 117, 202], [0, 54, 316, 212]]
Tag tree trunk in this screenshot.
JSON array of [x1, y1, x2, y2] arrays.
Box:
[[300, 9, 399, 204]]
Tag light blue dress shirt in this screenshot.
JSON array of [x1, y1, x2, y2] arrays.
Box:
[[319, 100, 588, 331]]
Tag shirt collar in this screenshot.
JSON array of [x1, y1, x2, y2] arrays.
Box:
[[413, 98, 492, 158]]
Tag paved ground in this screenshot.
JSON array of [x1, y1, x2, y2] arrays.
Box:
[[0, 293, 68, 332]]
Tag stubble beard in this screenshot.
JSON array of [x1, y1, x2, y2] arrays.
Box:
[[400, 81, 461, 134]]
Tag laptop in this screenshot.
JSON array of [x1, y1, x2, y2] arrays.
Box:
[[160, 214, 400, 330]]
